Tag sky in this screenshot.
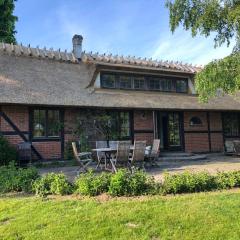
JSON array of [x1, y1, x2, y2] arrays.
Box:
[[14, 0, 233, 65]]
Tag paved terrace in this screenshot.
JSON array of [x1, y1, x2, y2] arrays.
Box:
[[38, 153, 240, 182]]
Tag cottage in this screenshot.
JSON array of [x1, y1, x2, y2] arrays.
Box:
[[0, 35, 239, 160]]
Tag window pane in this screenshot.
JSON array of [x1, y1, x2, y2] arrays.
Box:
[[176, 80, 187, 93], [119, 76, 132, 89], [33, 110, 46, 137], [119, 112, 130, 138], [167, 79, 173, 91], [48, 110, 60, 137], [168, 113, 180, 146], [160, 79, 167, 91], [149, 78, 160, 90], [101, 74, 116, 88], [223, 113, 239, 137], [134, 76, 145, 90]]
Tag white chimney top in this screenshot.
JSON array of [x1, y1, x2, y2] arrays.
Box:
[[72, 34, 83, 59]]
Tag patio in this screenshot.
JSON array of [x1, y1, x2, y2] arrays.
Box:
[[38, 153, 240, 182]]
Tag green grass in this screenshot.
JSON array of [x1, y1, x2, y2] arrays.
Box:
[[1, 190, 240, 240]]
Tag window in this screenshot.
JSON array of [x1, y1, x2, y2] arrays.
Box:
[[33, 109, 60, 138], [119, 75, 132, 89], [119, 112, 130, 138], [109, 111, 131, 139], [223, 113, 239, 137], [101, 74, 116, 88], [176, 79, 188, 93], [134, 76, 145, 90], [100, 72, 188, 93], [149, 78, 160, 90], [189, 116, 202, 126]]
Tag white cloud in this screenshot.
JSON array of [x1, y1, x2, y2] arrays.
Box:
[[149, 29, 233, 65]]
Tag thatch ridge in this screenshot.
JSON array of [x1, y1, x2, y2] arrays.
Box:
[[0, 42, 202, 73]]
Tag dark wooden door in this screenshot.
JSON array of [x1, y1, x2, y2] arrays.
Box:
[[158, 111, 184, 151]]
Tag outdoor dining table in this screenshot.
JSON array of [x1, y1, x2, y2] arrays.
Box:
[[92, 146, 135, 171]]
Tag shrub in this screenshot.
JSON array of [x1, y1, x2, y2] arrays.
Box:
[[32, 173, 73, 197], [108, 169, 130, 196], [75, 171, 111, 196], [0, 135, 17, 166], [163, 171, 216, 194], [215, 171, 238, 189], [0, 162, 39, 193], [108, 169, 154, 196]]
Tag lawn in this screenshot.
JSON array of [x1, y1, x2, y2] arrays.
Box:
[[1, 190, 240, 240]]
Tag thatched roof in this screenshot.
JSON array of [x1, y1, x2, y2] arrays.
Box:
[[0, 42, 201, 73], [0, 42, 239, 111]]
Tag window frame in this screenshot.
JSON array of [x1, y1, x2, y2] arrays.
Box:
[[189, 116, 203, 126], [107, 110, 132, 140], [222, 112, 240, 138], [100, 72, 188, 93], [30, 108, 63, 141]]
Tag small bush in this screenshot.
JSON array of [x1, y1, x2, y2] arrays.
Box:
[[215, 171, 238, 189], [32, 173, 73, 197], [75, 171, 111, 196], [108, 169, 154, 196], [0, 162, 39, 193], [163, 171, 216, 194], [0, 135, 17, 166]]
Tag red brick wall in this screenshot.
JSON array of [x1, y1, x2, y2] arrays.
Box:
[[0, 105, 29, 147], [32, 142, 61, 159], [209, 112, 222, 131], [211, 133, 224, 152], [1, 105, 29, 132], [0, 105, 62, 160], [209, 112, 224, 152], [184, 111, 224, 153], [0, 105, 225, 158], [133, 110, 154, 145]]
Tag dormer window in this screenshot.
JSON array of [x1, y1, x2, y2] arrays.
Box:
[[101, 74, 116, 88], [100, 72, 188, 93], [176, 80, 188, 93], [119, 75, 132, 89], [134, 77, 145, 89]]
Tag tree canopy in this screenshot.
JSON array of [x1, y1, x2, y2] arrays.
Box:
[[166, 0, 240, 101], [0, 0, 18, 44]]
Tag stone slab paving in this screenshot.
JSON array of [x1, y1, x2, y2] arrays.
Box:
[[38, 153, 240, 183]]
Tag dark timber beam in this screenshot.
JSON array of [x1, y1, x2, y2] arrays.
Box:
[[206, 112, 212, 152], [0, 111, 43, 160]]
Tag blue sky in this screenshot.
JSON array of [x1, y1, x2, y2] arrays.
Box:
[[15, 0, 233, 65]]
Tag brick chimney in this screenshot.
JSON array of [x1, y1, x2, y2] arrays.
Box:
[[72, 34, 83, 59]]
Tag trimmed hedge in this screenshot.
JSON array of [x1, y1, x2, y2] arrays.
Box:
[[3, 164, 240, 197]]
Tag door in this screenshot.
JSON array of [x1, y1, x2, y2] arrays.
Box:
[[157, 112, 183, 151]]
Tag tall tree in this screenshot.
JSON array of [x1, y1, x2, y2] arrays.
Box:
[[166, 0, 240, 102], [0, 0, 18, 44]]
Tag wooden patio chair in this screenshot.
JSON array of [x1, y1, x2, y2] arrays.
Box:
[[146, 139, 160, 166], [129, 140, 146, 170], [224, 140, 235, 155], [233, 140, 240, 156], [110, 141, 131, 173], [109, 140, 118, 149], [72, 142, 93, 173], [109, 140, 118, 159], [96, 140, 108, 169]]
